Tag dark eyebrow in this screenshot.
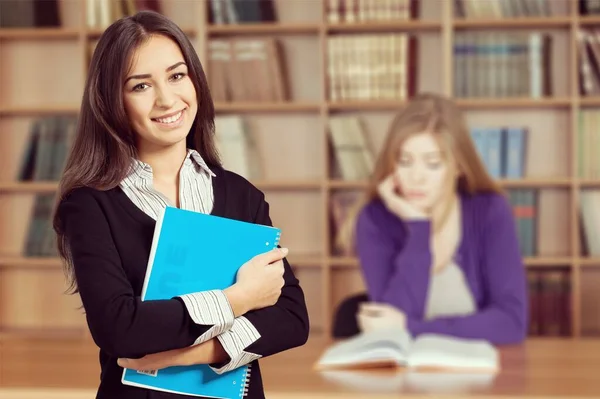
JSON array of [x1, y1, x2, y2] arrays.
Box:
[[124, 61, 187, 84]]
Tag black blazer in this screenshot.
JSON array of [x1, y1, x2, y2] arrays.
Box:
[[57, 166, 310, 399]]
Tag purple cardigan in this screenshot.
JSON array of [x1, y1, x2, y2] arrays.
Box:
[[355, 191, 527, 345]]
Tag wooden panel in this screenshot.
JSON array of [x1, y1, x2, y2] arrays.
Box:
[[0, 268, 85, 332], [580, 267, 600, 336], [292, 267, 324, 333], [265, 192, 324, 256], [243, 114, 324, 180], [330, 267, 366, 322], [0, 41, 83, 107]]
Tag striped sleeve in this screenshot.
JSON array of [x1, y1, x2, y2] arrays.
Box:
[[209, 316, 262, 374], [177, 290, 235, 344]]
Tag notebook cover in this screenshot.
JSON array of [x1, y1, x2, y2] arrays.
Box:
[[122, 206, 281, 398]]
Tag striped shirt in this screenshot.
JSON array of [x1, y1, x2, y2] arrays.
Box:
[[119, 148, 261, 374]]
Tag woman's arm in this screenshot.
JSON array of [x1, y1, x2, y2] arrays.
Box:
[[355, 202, 433, 320], [203, 191, 310, 374], [406, 195, 528, 345], [60, 190, 233, 359]]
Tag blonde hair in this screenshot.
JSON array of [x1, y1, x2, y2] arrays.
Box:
[[336, 92, 504, 253]]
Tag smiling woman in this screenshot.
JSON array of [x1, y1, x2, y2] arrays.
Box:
[[51, 10, 309, 399]]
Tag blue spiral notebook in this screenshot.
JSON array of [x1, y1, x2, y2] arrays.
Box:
[[121, 206, 282, 398]]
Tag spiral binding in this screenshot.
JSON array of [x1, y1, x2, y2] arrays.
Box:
[[239, 363, 252, 398], [274, 231, 282, 248]]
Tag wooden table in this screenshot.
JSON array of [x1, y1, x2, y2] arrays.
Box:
[[1, 335, 600, 398]]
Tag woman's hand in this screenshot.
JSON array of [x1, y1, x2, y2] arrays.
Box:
[[117, 338, 228, 371], [224, 247, 287, 316], [357, 302, 407, 333], [377, 175, 427, 220], [118, 347, 187, 371]]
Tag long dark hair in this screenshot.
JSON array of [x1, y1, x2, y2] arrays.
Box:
[[53, 11, 220, 293]]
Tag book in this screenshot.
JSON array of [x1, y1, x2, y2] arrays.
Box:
[[315, 328, 499, 373], [121, 206, 282, 398]]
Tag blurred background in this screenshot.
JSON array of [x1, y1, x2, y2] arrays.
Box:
[[0, 0, 600, 397]]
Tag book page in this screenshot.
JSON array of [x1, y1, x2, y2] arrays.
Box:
[[315, 328, 412, 370], [407, 334, 499, 372]]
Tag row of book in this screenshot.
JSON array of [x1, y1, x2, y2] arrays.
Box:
[[455, 0, 553, 18], [453, 31, 551, 99], [326, 0, 417, 23], [86, 0, 160, 28], [578, 109, 600, 179], [508, 188, 538, 257], [213, 115, 262, 181], [580, 189, 600, 257], [470, 126, 528, 180], [328, 116, 374, 181], [207, 0, 276, 24], [578, 28, 600, 97], [0, 0, 60, 27], [527, 268, 571, 337], [580, 0, 600, 15], [23, 194, 58, 257], [16, 116, 77, 182], [208, 38, 288, 103], [327, 34, 416, 102]]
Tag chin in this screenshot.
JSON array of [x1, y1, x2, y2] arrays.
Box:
[[407, 198, 432, 212]]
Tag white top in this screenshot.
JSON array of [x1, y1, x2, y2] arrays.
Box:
[[425, 261, 476, 320]]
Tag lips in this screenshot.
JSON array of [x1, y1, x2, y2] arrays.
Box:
[[152, 110, 183, 124]]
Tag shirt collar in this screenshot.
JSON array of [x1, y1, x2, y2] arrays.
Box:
[[123, 148, 216, 184]]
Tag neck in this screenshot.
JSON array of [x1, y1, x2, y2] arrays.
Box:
[[432, 191, 459, 234], [137, 141, 187, 184]]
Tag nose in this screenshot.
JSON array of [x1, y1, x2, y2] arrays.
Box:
[[154, 84, 176, 109], [408, 165, 426, 184]]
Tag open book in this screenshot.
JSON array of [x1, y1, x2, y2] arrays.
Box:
[[315, 328, 499, 373]]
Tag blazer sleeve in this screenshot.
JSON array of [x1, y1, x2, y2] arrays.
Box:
[[406, 195, 528, 345], [219, 191, 309, 365], [59, 189, 217, 358], [355, 203, 433, 320]]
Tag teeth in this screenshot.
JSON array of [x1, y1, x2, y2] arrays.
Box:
[[155, 111, 182, 124]]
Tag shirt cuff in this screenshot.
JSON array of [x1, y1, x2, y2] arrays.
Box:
[[178, 290, 235, 345], [210, 316, 262, 374]]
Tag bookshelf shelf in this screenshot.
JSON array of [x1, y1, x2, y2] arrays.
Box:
[[0, 257, 62, 269], [580, 179, 600, 187], [214, 102, 321, 113], [0, 182, 58, 193], [288, 255, 324, 268], [327, 100, 407, 111], [456, 98, 572, 109], [326, 20, 441, 33], [499, 178, 573, 188], [254, 180, 322, 190], [328, 180, 368, 189], [207, 23, 320, 36], [580, 97, 600, 106], [0, 28, 80, 40], [329, 256, 577, 268], [578, 15, 600, 25], [86, 27, 197, 38], [327, 179, 576, 190], [0, 105, 79, 116], [453, 16, 573, 29], [580, 258, 600, 266]]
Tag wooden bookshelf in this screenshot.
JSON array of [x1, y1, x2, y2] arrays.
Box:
[[0, 0, 599, 341]]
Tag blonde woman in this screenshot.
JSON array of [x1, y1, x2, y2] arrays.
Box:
[[353, 93, 527, 345]]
